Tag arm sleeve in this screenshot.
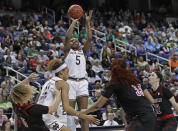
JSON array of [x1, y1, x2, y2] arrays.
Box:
[[28, 104, 49, 116], [101, 84, 115, 98], [163, 87, 173, 100]]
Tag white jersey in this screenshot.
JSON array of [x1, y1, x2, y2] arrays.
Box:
[[65, 49, 86, 78], [37, 77, 67, 126]]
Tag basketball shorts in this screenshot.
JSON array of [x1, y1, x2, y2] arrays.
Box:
[[67, 79, 88, 100], [43, 114, 64, 131]]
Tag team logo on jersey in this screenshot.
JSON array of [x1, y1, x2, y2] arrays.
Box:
[[49, 121, 60, 130]]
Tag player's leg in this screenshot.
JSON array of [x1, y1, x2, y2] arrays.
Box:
[[77, 96, 89, 131], [67, 80, 77, 131], [76, 80, 89, 131], [125, 119, 144, 131], [154, 121, 163, 131], [67, 100, 77, 131], [162, 118, 177, 131]]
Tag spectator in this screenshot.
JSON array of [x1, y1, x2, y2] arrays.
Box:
[[38, 50, 48, 62], [102, 70, 111, 83], [143, 64, 151, 78], [133, 65, 141, 77], [0, 87, 10, 104], [89, 52, 100, 65], [29, 54, 40, 70], [169, 42, 177, 54], [4, 76, 14, 92], [87, 70, 101, 86], [101, 57, 111, 69], [27, 45, 39, 58], [3, 49, 16, 64], [100, 45, 111, 61], [102, 104, 116, 121], [40, 39, 49, 51], [143, 77, 151, 89], [93, 80, 102, 91], [15, 54, 27, 72], [106, 29, 115, 42], [161, 43, 170, 54], [144, 37, 155, 52], [92, 89, 102, 102], [167, 73, 178, 88], [36, 60, 47, 74], [0, 108, 8, 127], [169, 53, 178, 71], [136, 40, 146, 55], [162, 66, 171, 82], [50, 45, 58, 58], [137, 56, 148, 67], [103, 113, 119, 126], [1, 120, 13, 131], [92, 59, 104, 74]]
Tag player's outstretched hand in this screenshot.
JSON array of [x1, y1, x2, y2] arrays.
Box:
[[70, 18, 79, 23], [85, 10, 93, 22], [28, 73, 38, 83], [84, 115, 100, 125]]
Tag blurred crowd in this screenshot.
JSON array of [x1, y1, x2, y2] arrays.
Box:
[[0, 5, 177, 129]]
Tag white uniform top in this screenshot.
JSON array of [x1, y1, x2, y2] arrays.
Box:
[[37, 77, 67, 125], [65, 49, 86, 78]]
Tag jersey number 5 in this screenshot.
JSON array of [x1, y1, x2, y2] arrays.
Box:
[[76, 55, 80, 65]]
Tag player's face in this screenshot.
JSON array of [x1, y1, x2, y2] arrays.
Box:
[[70, 38, 79, 50], [59, 67, 69, 81], [148, 72, 159, 85]]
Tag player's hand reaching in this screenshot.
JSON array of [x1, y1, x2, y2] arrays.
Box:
[[28, 73, 38, 83], [83, 115, 100, 125], [85, 10, 93, 23], [70, 18, 78, 23]]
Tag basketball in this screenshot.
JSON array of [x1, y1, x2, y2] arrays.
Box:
[[68, 4, 83, 19]]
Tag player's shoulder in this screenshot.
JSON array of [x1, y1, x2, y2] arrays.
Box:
[[56, 80, 69, 87]]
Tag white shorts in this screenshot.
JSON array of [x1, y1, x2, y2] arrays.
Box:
[[43, 114, 64, 131], [67, 79, 88, 100]]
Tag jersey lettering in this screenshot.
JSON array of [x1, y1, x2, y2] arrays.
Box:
[[38, 82, 51, 102], [65, 49, 86, 78], [49, 121, 60, 131], [131, 84, 144, 96]]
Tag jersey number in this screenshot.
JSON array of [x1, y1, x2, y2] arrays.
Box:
[[153, 104, 161, 114], [76, 55, 80, 65], [132, 84, 144, 96]]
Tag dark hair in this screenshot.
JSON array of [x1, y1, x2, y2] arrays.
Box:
[[88, 70, 96, 77], [155, 71, 163, 82], [111, 59, 139, 87], [1, 120, 11, 131]]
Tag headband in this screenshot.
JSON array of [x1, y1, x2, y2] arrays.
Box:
[[52, 63, 67, 76]]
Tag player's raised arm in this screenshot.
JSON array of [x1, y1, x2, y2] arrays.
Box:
[[15, 73, 38, 86], [64, 19, 78, 55], [83, 10, 93, 55]]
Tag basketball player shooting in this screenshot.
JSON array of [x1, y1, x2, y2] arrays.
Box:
[[64, 10, 93, 131]]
